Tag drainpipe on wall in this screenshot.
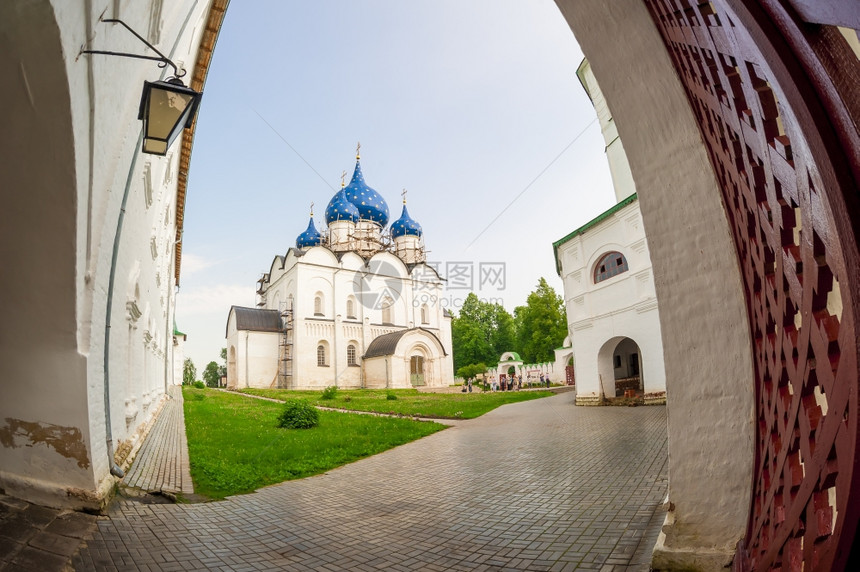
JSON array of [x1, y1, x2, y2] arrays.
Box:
[[101, 132, 144, 480], [245, 330, 249, 388]]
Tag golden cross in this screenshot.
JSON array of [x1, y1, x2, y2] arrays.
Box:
[[310, 202, 314, 217], [341, 170, 347, 187], [401, 188, 408, 204], [356, 141, 361, 159]]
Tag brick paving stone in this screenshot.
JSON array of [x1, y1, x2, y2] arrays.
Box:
[[123, 386, 193, 496], [74, 392, 667, 571]]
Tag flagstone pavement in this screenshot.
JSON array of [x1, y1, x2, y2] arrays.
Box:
[[68, 391, 667, 571]]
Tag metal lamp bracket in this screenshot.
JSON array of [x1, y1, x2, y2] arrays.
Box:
[[80, 18, 186, 79]]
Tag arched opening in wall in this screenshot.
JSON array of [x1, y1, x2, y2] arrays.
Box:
[[599, 337, 642, 399], [381, 296, 394, 325], [593, 251, 629, 283], [565, 354, 575, 386], [504, 365, 517, 391], [316, 341, 329, 367], [313, 292, 324, 317]]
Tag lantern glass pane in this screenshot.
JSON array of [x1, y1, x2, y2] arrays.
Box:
[[148, 87, 192, 139], [142, 139, 168, 155]]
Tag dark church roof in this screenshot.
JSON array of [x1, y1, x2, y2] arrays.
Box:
[[363, 327, 447, 359], [229, 306, 281, 335]]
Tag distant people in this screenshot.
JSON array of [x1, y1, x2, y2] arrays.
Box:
[[468, 378, 473, 393], [539, 373, 544, 387], [546, 375, 551, 388]]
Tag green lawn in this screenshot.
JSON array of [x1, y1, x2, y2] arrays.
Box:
[[182, 388, 445, 499], [239, 387, 554, 419]]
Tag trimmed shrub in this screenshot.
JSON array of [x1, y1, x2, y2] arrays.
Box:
[[192, 381, 205, 389], [320, 385, 338, 400], [386, 391, 398, 401], [277, 399, 319, 429]]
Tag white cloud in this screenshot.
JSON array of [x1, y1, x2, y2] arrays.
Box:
[[176, 284, 254, 316], [179, 252, 218, 278]]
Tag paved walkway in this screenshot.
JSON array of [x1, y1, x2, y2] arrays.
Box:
[[73, 392, 668, 571], [123, 385, 194, 496]]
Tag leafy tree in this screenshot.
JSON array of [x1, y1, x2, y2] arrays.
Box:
[[513, 278, 568, 363], [451, 294, 516, 370], [218, 347, 227, 378], [202, 361, 220, 388], [456, 362, 488, 382], [182, 358, 196, 386]]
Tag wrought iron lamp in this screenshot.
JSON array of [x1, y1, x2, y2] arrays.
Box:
[[81, 18, 202, 156]]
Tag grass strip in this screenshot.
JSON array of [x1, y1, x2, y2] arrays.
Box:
[[239, 387, 554, 419], [183, 387, 445, 499]]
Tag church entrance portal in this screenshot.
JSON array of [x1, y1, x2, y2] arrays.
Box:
[[410, 355, 425, 386]]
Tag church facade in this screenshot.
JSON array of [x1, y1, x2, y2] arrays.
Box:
[[226, 151, 454, 390], [553, 58, 666, 406]]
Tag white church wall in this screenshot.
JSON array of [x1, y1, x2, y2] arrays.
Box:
[[242, 332, 279, 389], [363, 357, 390, 389]]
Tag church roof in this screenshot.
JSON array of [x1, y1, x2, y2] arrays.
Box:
[[325, 188, 360, 224], [363, 327, 447, 358], [343, 158, 389, 226], [296, 216, 322, 249], [390, 204, 423, 238], [230, 306, 281, 334]]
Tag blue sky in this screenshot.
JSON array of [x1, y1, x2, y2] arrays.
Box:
[[176, 0, 616, 370]]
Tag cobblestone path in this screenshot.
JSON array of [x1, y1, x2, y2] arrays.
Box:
[[73, 391, 667, 571], [123, 385, 194, 496]]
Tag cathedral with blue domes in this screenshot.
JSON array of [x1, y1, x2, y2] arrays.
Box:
[[225, 147, 454, 390]]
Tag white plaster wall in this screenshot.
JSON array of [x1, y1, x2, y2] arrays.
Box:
[[173, 336, 186, 386], [363, 357, 390, 389], [0, 0, 209, 509], [241, 332, 279, 389], [557, 201, 665, 399], [555, 0, 755, 563], [571, 306, 664, 399], [577, 59, 636, 202]]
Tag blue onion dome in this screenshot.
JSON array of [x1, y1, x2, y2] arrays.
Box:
[[325, 188, 360, 224], [295, 217, 322, 248], [391, 204, 423, 238], [343, 158, 390, 226]]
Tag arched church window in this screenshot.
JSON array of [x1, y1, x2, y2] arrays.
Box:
[[594, 251, 629, 283], [346, 298, 355, 319], [420, 304, 429, 325], [381, 297, 394, 325], [314, 293, 324, 316], [347, 344, 357, 366], [317, 344, 327, 366]]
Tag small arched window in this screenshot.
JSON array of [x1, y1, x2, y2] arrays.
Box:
[[381, 297, 394, 325], [346, 298, 355, 319], [317, 344, 327, 366], [420, 304, 429, 325], [314, 293, 323, 316], [594, 251, 629, 283], [347, 344, 357, 366]]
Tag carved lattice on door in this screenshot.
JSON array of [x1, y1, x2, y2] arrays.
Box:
[[644, 0, 860, 569]]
